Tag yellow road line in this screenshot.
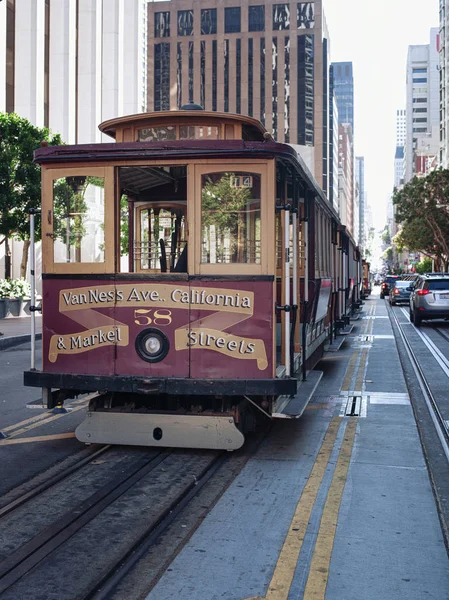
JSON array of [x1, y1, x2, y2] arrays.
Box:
[[1, 404, 87, 440], [303, 419, 358, 599], [341, 352, 358, 392], [2, 394, 93, 434], [354, 348, 369, 390], [0, 432, 76, 445], [243, 417, 342, 600], [2, 411, 53, 433]]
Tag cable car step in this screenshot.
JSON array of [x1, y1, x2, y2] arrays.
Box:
[[338, 324, 354, 335], [76, 412, 244, 450], [325, 336, 346, 352], [272, 370, 323, 419]]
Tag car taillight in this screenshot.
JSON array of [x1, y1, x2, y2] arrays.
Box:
[[382, 283, 387, 288], [394, 289, 400, 294], [417, 289, 430, 296]]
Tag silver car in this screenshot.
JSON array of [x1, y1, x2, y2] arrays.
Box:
[[389, 280, 412, 305], [409, 273, 449, 327]]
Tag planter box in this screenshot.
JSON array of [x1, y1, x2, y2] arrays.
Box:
[[0, 299, 6, 319], [7, 298, 23, 317]]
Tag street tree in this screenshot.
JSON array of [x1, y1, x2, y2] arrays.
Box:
[[0, 112, 62, 278], [393, 169, 449, 271]]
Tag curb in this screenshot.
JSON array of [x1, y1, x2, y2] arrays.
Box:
[[0, 333, 42, 351]]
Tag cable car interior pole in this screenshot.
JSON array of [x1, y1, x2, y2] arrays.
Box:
[[302, 191, 309, 382], [29, 208, 40, 371]]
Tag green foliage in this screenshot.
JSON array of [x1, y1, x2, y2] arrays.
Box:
[[381, 226, 391, 245], [415, 257, 433, 274], [202, 174, 251, 232], [383, 247, 393, 262], [393, 169, 449, 268], [120, 195, 129, 255], [0, 112, 62, 243]]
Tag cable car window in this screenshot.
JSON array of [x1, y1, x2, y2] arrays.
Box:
[[179, 125, 220, 140], [201, 172, 261, 264], [138, 127, 176, 141], [52, 176, 105, 264], [137, 206, 186, 272]]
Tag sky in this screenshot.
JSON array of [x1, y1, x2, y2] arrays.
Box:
[[323, 0, 439, 229]]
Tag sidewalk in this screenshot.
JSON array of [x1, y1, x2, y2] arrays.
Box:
[[0, 316, 42, 350]]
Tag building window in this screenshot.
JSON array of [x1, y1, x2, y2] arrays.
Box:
[[154, 43, 170, 111], [297, 34, 314, 145], [284, 37, 290, 142], [413, 127, 427, 132], [413, 78, 427, 83], [413, 107, 427, 112], [224, 40, 229, 112], [413, 118, 427, 123], [248, 38, 254, 116], [297, 3, 315, 29], [272, 37, 278, 138], [188, 42, 194, 103], [200, 41, 206, 109], [177, 43, 182, 108], [249, 6, 265, 32], [212, 40, 217, 111], [260, 38, 266, 125], [201, 9, 217, 34], [225, 7, 241, 33], [155, 12, 170, 38], [236, 39, 241, 114], [413, 97, 427, 103], [412, 68, 427, 73], [178, 10, 194, 36], [273, 4, 290, 30]]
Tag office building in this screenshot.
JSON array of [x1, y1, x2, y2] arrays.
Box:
[[331, 61, 354, 132], [147, 0, 333, 197], [0, 0, 147, 279], [405, 28, 439, 182]]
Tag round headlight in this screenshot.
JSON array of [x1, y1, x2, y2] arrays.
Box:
[[135, 328, 169, 363], [144, 335, 162, 355]]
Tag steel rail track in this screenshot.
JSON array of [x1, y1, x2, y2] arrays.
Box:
[[85, 450, 228, 600], [0, 450, 171, 595], [0, 445, 111, 519], [434, 326, 449, 345], [389, 305, 449, 461]]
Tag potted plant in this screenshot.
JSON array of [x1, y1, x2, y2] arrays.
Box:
[[8, 278, 31, 317], [0, 279, 12, 319]]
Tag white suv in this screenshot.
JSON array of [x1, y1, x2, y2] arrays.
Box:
[[409, 273, 449, 327]]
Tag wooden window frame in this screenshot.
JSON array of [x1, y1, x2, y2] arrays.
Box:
[[42, 166, 115, 274], [193, 161, 273, 275]]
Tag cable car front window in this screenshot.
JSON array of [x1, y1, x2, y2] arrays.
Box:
[[52, 176, 105, 264], [201, 172, 261, 264]]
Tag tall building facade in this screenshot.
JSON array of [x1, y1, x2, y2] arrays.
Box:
[[0, 0, 147, 141], [332, 60, 357, 242], [440, 0, 449, 167], [331, 61, 354, 131], [0, 0, 147, 279], [338, 123, 354, 237], [355, 156, 365, 250], [396, 108, 406, 147], [405, 28, 439, 182], [147, 0, 333, 197]]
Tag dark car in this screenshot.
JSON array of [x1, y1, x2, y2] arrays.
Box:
[[380, 275, 399, 299], [389, 280, 412, 305], [409, 273, 449, 326]]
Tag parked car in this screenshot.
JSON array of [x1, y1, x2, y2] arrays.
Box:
[[389, 280, 413, 306], [409, 273, 449, 327], [380, 275, 399, 299]]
